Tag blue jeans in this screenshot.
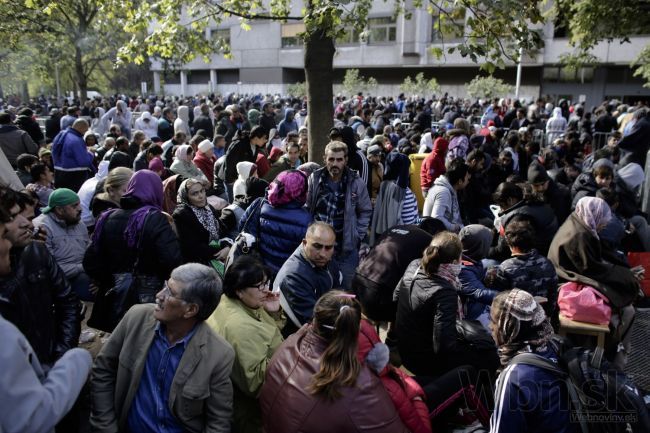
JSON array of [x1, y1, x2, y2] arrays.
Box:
[[335, 250, 360, 292], [69, 272, 94, 302]]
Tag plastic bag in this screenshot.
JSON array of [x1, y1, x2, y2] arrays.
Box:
[[558, 282, 611, 325]]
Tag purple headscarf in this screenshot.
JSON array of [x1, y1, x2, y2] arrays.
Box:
[[92, 170, 164, 248]]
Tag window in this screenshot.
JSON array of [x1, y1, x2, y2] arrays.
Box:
[[281, 23, 305, 48], [431, 9, 465, 43], [368, 17, 396, 44]]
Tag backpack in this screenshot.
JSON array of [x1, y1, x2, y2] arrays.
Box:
[[511, 342, 650, 433]]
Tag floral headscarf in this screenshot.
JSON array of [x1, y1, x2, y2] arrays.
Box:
[[574, 196, 612, 238]]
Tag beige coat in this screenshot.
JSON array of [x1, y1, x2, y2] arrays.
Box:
[[90, 304, 235, 433]]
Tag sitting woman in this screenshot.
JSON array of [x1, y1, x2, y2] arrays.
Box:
[[239, 170, 311, 276], [90, 167, 133, 218], [206, 256, 284, 433], [394, 231, 499, 377], [169, 144, 208, 181], [260, 290, 409, 433], [369, 151, 419, 244], [173, 178, 231, 266], [548, 196, 640, 369]]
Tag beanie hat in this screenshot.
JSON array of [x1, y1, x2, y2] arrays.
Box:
[[198, 139, 213, 154], [41, 188, 79, 214], [527, 163, 550, 184]]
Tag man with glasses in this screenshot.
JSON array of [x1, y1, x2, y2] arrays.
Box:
[[273, 222, 343, 336], [91, 263, 235, 433]]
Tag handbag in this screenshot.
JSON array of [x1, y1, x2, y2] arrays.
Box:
[[456, 319, 497, 351], [557, 282, 612, 325], [88, 213, 158, 332]]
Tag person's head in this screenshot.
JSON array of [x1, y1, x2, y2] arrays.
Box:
[[527, 163, 551, 194], [421, 231, 463, 277], [302, 222, 336, 268], [592, 164, 614, 189], [574, 196, 612, 236], [324, 141, 348, 180], [16, 153, 38, 173], [177, 178, 207, 208], [309, 290, 363, 401], [42, 188, 81, 225], [285, 141, 301, 164], [459, 225, 493, 262], [0, 202, 12, 275], [445, 158, 470, 190], [249, 125, 268, 148], [30, 162, 54, 185], [154, 263, 222, 324], [197, 139, 214, 158], [268, 169, 308, 207], [493, 182, 523, 211], [222, 256, 271, 309], [103, 167, 134, 204], [466, 149, 485, 173], [490, 289, 553, 365], [0, 187, 33, 248], [504, 219, 536, 253], [71, 118, 89, 135]]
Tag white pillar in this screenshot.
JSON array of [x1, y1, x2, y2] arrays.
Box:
[[210, 69, 218, 93], [153, 71, 161, 94], [180, 71, 188, 96]]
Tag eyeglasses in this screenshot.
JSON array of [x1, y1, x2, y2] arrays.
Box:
[[252, 280, 270, 292], [161, 282, 185, 302]]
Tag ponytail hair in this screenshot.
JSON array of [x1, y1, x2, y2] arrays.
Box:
[[421, 231, 462, 276], [309, 290, 362, 401]]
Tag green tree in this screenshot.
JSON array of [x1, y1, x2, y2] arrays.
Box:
[[116, 0, 549, 161], [400, 73, 440, 98], [342, 69, 378, 97], [465, 76, 512, 100]]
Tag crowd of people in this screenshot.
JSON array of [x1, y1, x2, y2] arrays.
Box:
[[1, 90, 650, 433]]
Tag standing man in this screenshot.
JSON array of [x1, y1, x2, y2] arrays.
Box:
[[51, 118, 95, 192], [91, 263, 235, 433], [306, 141, 372, 291], [33, 188, 92, 301]]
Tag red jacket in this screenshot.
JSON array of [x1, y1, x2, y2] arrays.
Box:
[[193, 152, 216, 184], [420, 138, 448, 193], [357, 320, 432, 433]]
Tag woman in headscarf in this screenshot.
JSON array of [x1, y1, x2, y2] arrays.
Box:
[[238, 170, 311, 276], [173, 178, 232, 266], [489, 290, 574, 433], [458, 224, 497, 326], [169, 144, 208, 181], [83, 170, 182, 331], [548, 196, 639, 369], [546, 107, 567, 145], [369, 152, 418, 244]]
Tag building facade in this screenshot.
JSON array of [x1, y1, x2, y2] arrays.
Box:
[[151, 1, 650, 106]]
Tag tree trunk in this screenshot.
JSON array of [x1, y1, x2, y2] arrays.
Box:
[[74, 45, 88, 104], [304, 29, 335, 163]]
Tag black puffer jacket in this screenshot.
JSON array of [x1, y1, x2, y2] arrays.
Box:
[[394, 259, 498, 377], [0, 242, 80, 366], [83, 199, 182, 289]]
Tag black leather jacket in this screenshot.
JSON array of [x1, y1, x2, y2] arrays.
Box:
[[0, 242, 80, 366]]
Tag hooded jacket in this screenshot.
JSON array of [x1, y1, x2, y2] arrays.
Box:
[[420, 137, 448, 193], [423, 175, 463, 232]]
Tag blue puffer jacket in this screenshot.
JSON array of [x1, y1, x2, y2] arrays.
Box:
[[459, 258, 499, 320], [239, 198, 312, 275]]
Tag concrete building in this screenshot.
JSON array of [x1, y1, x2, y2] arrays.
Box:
[[151, 1, 650, 106]]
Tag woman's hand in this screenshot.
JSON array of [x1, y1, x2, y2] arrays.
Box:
[[214, 246, 230, 261], [262, 291, 281, 313]]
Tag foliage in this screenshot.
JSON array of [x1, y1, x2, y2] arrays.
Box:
[[286, 81, 306, 98], [341, 69, 378, 97], [400, 73, 440, 98], [465, 76, 512, 100]]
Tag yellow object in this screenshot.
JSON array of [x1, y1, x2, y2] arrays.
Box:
[[409, 153, 428, 212]]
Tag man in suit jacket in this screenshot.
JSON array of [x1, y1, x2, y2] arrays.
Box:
[[91, 263, 235, 433]]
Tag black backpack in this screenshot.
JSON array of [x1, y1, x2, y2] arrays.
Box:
[[512, 343, 650, 433]]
